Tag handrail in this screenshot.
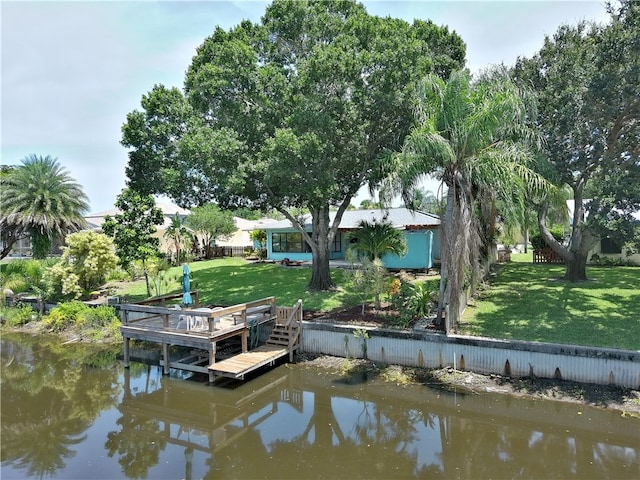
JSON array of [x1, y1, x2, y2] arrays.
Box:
[[119, 296, 277, 333]]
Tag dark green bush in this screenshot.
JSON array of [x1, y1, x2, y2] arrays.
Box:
[[530, 227, 565, 250]]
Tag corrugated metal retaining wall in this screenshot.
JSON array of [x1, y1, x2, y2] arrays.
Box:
[[302, 322, 640, 389]]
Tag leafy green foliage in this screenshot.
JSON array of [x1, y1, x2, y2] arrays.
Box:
[[530, 227, 565, 250], [388, 69, 550, 330], [346, 220, 407, 262], [389, 278, 439, 325], [46, 231, 118, 300], [185, 204, 236, 259], [102, 189, 164, 297], [102, 188, 164, 269], [0, 302, 36, 327], [43, 301, 119, 334], [512, 2, 640, 280], [347, 256, 388, 310], [145, 257, 179, 297], [164, 213, 193, 265], [121, 0, 465, 290], [0, 154, 89, 259]]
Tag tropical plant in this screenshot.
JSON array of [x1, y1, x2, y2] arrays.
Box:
[[249, 229, 268, 259], [184, 204, 236, 259], [163, 213, 193, 265], [0, 155, 89, 259], [385, 69, 551, 332], [347, 255, 388, 310], [121, 0, 466, 291], [403, 187, 444, 215], [346, 220, 407, 262], [102, 189, 164, 297]]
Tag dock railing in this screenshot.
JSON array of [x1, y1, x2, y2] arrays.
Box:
[[119, 296, 277, 335], [135, 291, 200, 308], [273, 299, 303, 361]]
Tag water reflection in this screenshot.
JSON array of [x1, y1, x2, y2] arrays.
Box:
[[1, 334, 121, 478], [1, 334, 638, 479]]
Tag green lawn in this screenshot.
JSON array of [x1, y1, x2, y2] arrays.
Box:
[[459, 258, 640, 350], [116, 256, 640, 351], [118, 258, 361, 312]]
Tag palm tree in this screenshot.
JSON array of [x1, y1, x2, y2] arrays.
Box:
[[385, 70, 550, 332], [346, 219, 407, 309], [0, 155, 89, 259], [346, 220, 407, 262], [163, 213, 193, 265]]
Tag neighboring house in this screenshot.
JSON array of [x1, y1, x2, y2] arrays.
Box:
[[259, 208, 441, 270], [566, 199, 640, 266], [85, 202, 191, 255], [215, 217, 273, 248]]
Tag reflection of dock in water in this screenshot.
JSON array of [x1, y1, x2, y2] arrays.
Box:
[[119, 295, 302, 383], [120, 369, 304, 454]]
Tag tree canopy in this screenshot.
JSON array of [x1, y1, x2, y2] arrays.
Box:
[[121, 0, 465, 290], [0, 155, 88, 259], [513, 0, 640, 280], [102, 189, 164, 297], [185, 204, 236, 259]]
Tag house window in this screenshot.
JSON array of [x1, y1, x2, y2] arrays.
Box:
[[600, 237, 622, 254], [271, 232, 342, 253], [331, 233, 342, 253], [272, 233, 311, 253]]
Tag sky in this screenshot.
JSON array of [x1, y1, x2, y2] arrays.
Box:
[[1, 0, 611, 214]]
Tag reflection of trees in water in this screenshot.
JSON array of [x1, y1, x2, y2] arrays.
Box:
[[436, 410, 640, 479], [1, 386, 88, 478], [0, 335, 121, 478], [105, 414, 166, 479], [105, 365, 167, 479]]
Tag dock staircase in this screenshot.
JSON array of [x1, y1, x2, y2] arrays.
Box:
[[208, 300, 303, 381]]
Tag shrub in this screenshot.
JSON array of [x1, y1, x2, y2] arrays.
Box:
[[530, 227, 565, 250], [389, 279, 439, 323], [0, 302, 36, 327], [43, 300, 88, 331], [43, 301, 120, 337]]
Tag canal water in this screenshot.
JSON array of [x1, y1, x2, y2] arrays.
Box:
[[1, 333, 638, 479]]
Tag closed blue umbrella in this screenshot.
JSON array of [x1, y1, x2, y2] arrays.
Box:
[[182, 263, 193, 306]]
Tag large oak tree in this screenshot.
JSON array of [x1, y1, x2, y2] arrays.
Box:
[[513, 0, 640, 281], [121, 0, 465, 290]]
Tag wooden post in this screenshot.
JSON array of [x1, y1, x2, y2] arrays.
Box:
[[162, 343, 170, 375], [123, 336, 130, 368], [208, 342, 216, 383], [241, 330, 248, 352]]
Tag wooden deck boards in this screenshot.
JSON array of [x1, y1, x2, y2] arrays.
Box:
[[209, 345, 289, 379]]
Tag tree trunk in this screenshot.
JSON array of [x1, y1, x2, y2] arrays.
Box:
[[438, 185, 456, 333], [308, 212, 335, 290], [564, 251, 589, 282], [538, 190, 598, 282]]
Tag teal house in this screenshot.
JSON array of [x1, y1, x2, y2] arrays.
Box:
[[260, 208, 440, 270]]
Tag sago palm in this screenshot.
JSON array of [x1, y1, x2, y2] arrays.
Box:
[[346, 220, 407, 262], [0, 155, 89, 258], [385, 69, 551, 332]]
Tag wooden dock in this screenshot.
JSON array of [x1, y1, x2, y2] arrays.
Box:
[[120, 294, 302, 383], [208, 345, 289, 380]]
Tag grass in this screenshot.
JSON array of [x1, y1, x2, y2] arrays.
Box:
[[459, 256, 640, 350], [117, 258, 362, 312], [115, 255, 640, 351]]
